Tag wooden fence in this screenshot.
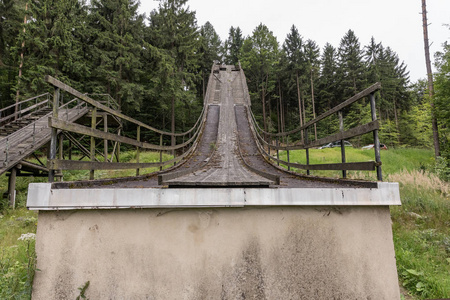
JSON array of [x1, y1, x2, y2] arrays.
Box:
[[247, 83, 383, 181], [45, 71, 212, 182]]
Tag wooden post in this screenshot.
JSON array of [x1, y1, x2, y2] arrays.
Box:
[[58, 133, 64, 181], [116, 128, 121, 163], [339, 111, 346, 178], [48, 87, 60, 182], [136, 126, 140, 176], [69, 139, 72, 160], [268, 135, 272, 161], [8, 167, 17, 208], [369, 92, 382, 181], [305, 128, 310, 175], [286, 138, 290, 171], [104, 114, 108, 162], [90, 107, 97, 180], [276, 136, 279, 166], [159, 134, 163, 171]]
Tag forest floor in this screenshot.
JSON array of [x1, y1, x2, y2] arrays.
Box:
[[1, 148, 449, 299]]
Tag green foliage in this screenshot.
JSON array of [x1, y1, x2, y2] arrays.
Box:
[[223, 26, 243, 65], [76, 281, 90, 300], [241, 23, 279, 132], [0, 209, 37, 300]]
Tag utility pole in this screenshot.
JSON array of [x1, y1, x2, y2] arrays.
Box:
[[421, 0, 440, 157]]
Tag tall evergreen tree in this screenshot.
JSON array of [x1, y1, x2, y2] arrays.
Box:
[[0, 0, 23, 106], [318, 43, 338, 111], [241, 23, 279, 133], [88, 0, 145, 114], [13, 0, 90, 98], [304, 39, 320, 139], [224, 26, 243, 65], [147, 0, 200, 146], [199, 21, 221, 98], [282, 25, 306, 137], [337, 29, 366, 100]]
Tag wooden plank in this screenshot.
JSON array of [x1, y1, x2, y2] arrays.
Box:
[[304, 120, 379, 149], [271, 158, 379, 171], [264, 121, 379, 151], [45, 75, 205, 137], [49, 117, 197, 151], [50, 159, 164, 170], [0, 93, 49, 115], [0, 100, 49, 124], [253, 82, 381, 137]]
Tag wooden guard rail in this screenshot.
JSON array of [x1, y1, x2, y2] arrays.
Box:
[[0, 93, 50, 126], [248, 83, 383, 181], [45, 67, 213, 181]]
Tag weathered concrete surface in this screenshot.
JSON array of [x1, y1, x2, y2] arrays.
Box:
[[33, 206, 400, 299]]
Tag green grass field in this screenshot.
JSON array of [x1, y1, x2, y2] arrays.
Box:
[[0, 148, 449, 299]]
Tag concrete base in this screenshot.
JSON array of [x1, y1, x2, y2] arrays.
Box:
[[32, 206, 400, 299]]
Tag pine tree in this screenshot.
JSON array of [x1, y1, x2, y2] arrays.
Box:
[[241, 23, 279, 133], [199, 21, 221, 98], [318, 43, 338, 111], [304, 39, 320, 139], [0, 0, 23, 106], [337, 29, 366, 100], [224, 26, 243, 65], [88, 0, 145, 114], [147, 0, 200, 146], [282, 25, 306, 137], [13, 0, 90, 98]]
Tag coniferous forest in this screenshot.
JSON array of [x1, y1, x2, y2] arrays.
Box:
[[1, 0, 449, 164]]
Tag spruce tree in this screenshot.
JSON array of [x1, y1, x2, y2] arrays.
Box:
[[147, 0, 200, 146], [0, 0, 23, 106], [13, 0, 90, 98], [199, 21, 221, 98], [241, 23, 279, 133], [224, 26, 243, 65], [337, 29, 366, 100], [282, 25, 306, 136], [88, 0, 145, 114], [318, 43, 338, 111], [304, 39, 320, 139]]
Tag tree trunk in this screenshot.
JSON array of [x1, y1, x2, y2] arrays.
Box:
[[422, 0, 440, 157], [15, 3, 28, 119], [311, 69, 317, 140], [296, 72, 304, 142]]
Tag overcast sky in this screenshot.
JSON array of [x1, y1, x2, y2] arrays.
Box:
[[139, 0, 450, 83]]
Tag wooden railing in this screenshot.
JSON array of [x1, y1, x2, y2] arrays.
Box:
[[45, 71, 212, 182], [0, 93, 50, 126], [247, 83, 383, 181]]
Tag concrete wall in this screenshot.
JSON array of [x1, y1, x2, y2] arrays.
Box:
[[33, 206, 400, 299]]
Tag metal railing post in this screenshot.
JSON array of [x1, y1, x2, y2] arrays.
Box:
[[339, 111, 347, 178], [369, 92, 382, 181], [48, 87, 60, 182]]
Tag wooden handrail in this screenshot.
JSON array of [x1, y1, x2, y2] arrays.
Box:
[[45, 75, 205, 138]]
